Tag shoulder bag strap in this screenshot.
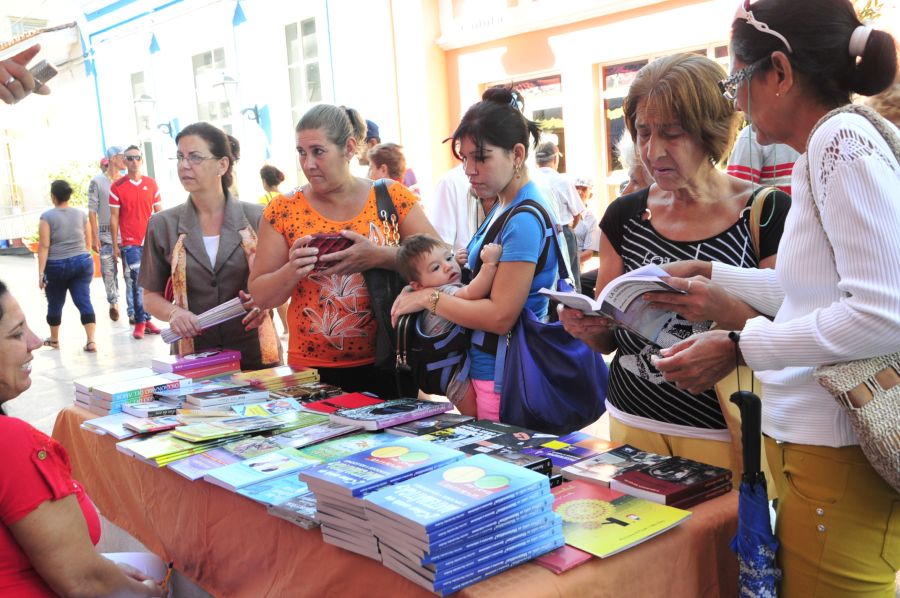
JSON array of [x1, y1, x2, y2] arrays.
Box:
[[748, 186, 777, 259], [373, 179, 400, 247]]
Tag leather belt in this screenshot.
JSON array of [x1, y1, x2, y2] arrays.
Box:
[[838, 364, 900, 409]]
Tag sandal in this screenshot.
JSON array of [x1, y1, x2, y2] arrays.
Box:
[[83, 341, 97, 353], [43, 338, 59, 349]]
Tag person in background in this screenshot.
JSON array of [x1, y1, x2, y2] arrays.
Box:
[[0, 45, 48, 104], [391, 86, 560, 421], [110, 145, 163, 339], [726, 124, 799, 193], [615, 130, 652, 196], [257, 164, 290, 335], [428, 164, 498, 265], [249, 105, 436, 398], [0, 280, 165, 597], [367, 142, 407, 183], [651, 2, 898, 594], [141, 122, 279, 371], [88, 145, 126, 322], [534, 141, 583, 292], [37, 180, 98, 352], [572, 177, 600, 296], [559, 53, 791, 482], [227, 134, 241, 199], [258, 165, 285, 206]]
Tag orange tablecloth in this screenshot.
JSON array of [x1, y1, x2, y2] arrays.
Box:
[[53, 406, 740, 597]]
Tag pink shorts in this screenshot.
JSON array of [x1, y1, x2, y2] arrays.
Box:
[[471, 379, 500, 422]]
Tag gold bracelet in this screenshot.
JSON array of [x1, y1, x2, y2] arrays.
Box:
[[429, 289, 441, 315]]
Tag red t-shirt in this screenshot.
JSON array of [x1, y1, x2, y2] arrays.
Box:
[[0, 417, 101, 597], [109, 176, 160, 246]]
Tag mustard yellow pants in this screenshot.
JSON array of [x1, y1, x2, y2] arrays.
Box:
[[765, 437, 900, 597]]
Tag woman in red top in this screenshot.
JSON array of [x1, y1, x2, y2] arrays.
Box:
[[0, 279, 164, 597]]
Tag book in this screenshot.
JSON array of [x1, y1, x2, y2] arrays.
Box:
[[300, 437, 465, 498], [610, 456, 732, 505], [80, 413, 141, 439], [184, 386, 270, 408], [520, 431, 620, 473], [267, 492, 320, 529], [163, 360, 241, 381], [203, 447, 321, 492], [93, 373, 191, 404], [386, 414, 475, 437], [122, 415, 181, 434], [551, 480, 691, 558], [533, 544, 594, 574], [117, 433, 233, 467], [270, 420, 361, 449], [161, 297, 247, 343], [295, 432, 393, 463], [560, 444, 668, 486], [237, 475, 311, 506], [270, 382, 343, 402], [74, 367, 155, 394], [415, 420, 519, 449], [329, 399, 453, 431], [539, 263, 686, 347], [300, 392, 384, 415], [170, 415, 284, 442], [232, 365, 319, 390], [121, 401, 178, 418], [167, 435, 283, 480], [231, 397, 302, 417], [151, 349, 242, 373], [153, 378, 249, 402]]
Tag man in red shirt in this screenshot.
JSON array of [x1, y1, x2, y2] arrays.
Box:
[[110, 146, 162, 339]]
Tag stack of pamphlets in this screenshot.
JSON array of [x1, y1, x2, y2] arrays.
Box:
[[300, 438, 466, 560], [609, 455, 732, 508], [161, 297, 247, 343], [182, 386, 270, 411], [86, 373, 191, 415], [152, 378, 249, 407], [549, 480, 691, 558], [80, 413, 145, 440], [329, 399, 453, 431], [117, 432, 238, 467], [170, 415, 287, 443], [269, 382, 344, 403], [167, 434, 285, 481], [232, 365, 320, 391], [363, 453, 564, 595], [151, 349, 242, 381]]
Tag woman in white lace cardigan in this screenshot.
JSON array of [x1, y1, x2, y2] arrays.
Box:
[[650, 1, 900, 596]]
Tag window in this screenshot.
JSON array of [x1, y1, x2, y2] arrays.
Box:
[[131, 72, 153, 135], [285, 19, 322, 126], [192, 48, 230, 123], [602, 60, 647, 175]]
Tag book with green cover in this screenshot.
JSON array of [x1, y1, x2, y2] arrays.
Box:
[[551, 480, 691, 558]]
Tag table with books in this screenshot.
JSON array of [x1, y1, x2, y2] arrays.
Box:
[[53, 405, 741, 597]]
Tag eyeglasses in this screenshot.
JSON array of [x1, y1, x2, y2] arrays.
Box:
[[124, 155, 142, 162], [733, 0, 793, 54], [719, 56, 769, 102], [173, 153, 217, 166]]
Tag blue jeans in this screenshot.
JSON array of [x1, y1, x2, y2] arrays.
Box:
[[44, 253, 96, 327], [121, 245, 148, 323], [99, 242, 119, 305]]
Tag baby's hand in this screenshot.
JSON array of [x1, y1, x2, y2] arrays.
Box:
[[454, 248, 469, 267], [480, 243, 502, 264]]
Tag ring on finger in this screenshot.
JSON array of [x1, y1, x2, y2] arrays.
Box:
[[3, 76, 15, 87]]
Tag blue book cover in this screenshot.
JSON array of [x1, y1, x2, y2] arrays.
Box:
[[363, 454, 550, 538], [204, 447, 320, 491], [421, 511, 559, 565], [299, 437, 465, 497], [238, 475, 310, 506]]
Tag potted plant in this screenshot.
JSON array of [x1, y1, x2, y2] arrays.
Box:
[[23, 227, 40, 253]]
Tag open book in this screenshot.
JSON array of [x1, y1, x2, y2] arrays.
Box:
[[540, 264, 685, 347]]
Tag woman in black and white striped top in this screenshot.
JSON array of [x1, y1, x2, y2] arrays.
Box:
[[561, 53, 790, 478]]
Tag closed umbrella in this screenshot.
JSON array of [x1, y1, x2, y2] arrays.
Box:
[[729, 390, 781, 597]]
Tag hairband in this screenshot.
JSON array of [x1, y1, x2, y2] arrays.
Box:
[[849, 25, 872, 58]]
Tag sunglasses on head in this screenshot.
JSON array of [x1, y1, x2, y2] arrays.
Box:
[[125, 155, 143, 162], [718, 55, 770, 101], [734, 0, 793, 53]]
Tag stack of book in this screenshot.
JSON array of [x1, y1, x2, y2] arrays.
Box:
[[83, 372, 191, 415], [151, 349, 242, 381], [117, 432, 238, 467], [232, 365, 320, 392], [74, 367, 155, 410], [329, 399, 453, 431], [300, 438, 466, 560], [269, 382, 344, 403], [160, 297, 247, 343], [152, 378, 250, 407], [168, 434, 287, 481], [181, 385, 270, 412], [363, 453, 564, 595]]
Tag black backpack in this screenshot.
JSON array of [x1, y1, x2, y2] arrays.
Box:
[[394, 199, 556, 396]]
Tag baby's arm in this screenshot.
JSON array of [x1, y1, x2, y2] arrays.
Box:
[[454, 243, 501, 300]]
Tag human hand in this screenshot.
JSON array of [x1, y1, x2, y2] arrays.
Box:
[[651, 329, 739, 394], [114, 562, 166, 597], [239, 290, 265, 331], [480, 243, 502, 265], [168, 305, 202, 339], [659, 259, 711, 279], [646, 277, 754, 328], [0, 45, 48, 105], [454, 248, 469, 267], [316, 230, 377, 275], [38, 273, 45, 290], [91, 240, 100, 253], [112, 244, 120, 261], [286, 235, 318, 280], [557, 304, 614, 343], [390, 287, 432, 327]]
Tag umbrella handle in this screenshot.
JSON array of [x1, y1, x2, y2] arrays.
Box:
[[730, 390, 762, 477]]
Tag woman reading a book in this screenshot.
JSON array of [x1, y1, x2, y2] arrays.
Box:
[[559, 53, 791, 479], [650, 2, 900, 595], [391, 86, 561, 421], [248, 104, 437, 399], [141, 122, 281, 371], [0, 280, 165, 597]]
